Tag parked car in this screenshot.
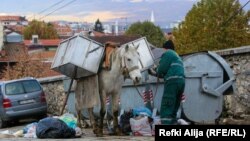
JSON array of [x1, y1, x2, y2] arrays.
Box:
[[0, 77, 47, 128]]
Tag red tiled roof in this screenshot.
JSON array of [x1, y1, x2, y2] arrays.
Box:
[[0, 16, 21, 21], [24, 39, 61, 47], [91, 31, 107, 37], [52, 23, 73, 37], [6, 25, 25, 34]]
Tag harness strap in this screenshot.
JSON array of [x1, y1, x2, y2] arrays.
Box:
[[127, 66, 140, 73]]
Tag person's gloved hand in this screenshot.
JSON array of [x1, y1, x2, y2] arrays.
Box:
[[152, 64, 157, 70], [148, 68, 157, 76]]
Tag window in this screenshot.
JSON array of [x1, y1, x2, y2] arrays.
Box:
[[22, 80, 41, 93], [5, 80, 41, 95], [6, 82, 25, 95]]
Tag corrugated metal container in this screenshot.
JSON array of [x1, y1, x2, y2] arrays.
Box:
[[182, 51, 235, 123], [51, 35, 104, 78], [121, 37, 154, 71]]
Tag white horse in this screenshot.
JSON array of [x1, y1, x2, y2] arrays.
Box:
[[83, 42, 142, 137]]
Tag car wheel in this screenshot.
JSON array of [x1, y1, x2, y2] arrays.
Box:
[[0, 117, 7, 128]]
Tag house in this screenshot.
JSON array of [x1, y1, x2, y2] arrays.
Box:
[[5, 25, 25, 34], [0, 16, 28, 26], [5, 31, 23, 43], [24, 35, 61, 53], [51, 22, 73, 39], [0, 43, 26, 76]]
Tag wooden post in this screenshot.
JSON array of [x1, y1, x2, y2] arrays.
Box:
[[60, 66, 77, 115]]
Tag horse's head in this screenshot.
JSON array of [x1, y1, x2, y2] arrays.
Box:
[[121, 44, 142, 84]]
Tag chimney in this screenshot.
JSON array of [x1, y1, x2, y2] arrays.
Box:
[[32, 35, 39, 44]]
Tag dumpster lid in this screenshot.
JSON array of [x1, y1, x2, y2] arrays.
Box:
[[208, 51, 236, 95]]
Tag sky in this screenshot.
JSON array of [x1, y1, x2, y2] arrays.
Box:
[[0, 0, 250, 27]]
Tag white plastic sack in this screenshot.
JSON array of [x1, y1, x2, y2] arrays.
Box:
[[152, 116, 161, 136], [129, 116, 152, 136]]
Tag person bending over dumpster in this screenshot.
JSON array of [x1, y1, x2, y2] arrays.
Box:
[[149, 43, 185, 125]]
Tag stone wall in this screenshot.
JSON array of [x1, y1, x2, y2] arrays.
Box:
[[216, 46, 250, 118], [38, 76, 67, 115]]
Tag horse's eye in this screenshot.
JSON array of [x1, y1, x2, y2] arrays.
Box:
[[127, 58, 131, 61]]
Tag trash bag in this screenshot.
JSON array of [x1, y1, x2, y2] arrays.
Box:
[[23, 122, 38, 138], [59, 113, 77, 129], [132, 107, 152, 117], [36, 117, 76, 138], [130, 116, 152, 136], [119, 110, 133, 135]]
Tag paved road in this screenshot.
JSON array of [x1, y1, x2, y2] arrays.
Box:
[[0, 119, 155, 141]]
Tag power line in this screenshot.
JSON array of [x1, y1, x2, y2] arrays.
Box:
[[26, 0, 67, 20], [39, 0, 77, 20], [38, 0, 67, 15], [222, 0, 250, 27]]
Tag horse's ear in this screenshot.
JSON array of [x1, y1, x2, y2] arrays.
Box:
[[125, 45, 129, 52], [105, 42, 110, 47], [135, 44, 140, 50]]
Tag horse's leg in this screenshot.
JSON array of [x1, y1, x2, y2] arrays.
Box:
[[96, 90, 106, 137], [111, 93, 122, 135], [75, 102, 82, 128], [75, 89, 82, 128], [88, 107, 98, 134]]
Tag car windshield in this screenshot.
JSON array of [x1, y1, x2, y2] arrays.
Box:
[[5, 80, 41, 95]]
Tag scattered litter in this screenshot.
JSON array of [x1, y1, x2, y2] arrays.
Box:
[[130, 116, 152, 136], [0, 130, 15, 138], [13, 130, 23, 137], [59, 113, 77, 129], [177, 119, 190, 125]]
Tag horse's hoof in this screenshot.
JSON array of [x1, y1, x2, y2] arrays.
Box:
[[93, 128, 98, 134], [96, 133, 104, 137], [108, 130, 124, 136], [82, 122, 89, 128], [95, 129, 103, 137]]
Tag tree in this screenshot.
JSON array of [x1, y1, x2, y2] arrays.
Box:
[[125, 21, 166, 47], [94, 19, 104, 33], [173, 0, 250, 54], [1, 49, 50, 80], [23, 20, 58, 39]]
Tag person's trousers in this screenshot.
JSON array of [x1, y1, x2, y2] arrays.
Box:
[[160, 78, 185, 125]]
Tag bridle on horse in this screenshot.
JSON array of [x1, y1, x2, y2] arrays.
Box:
[[121, 56, 140, 78]]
